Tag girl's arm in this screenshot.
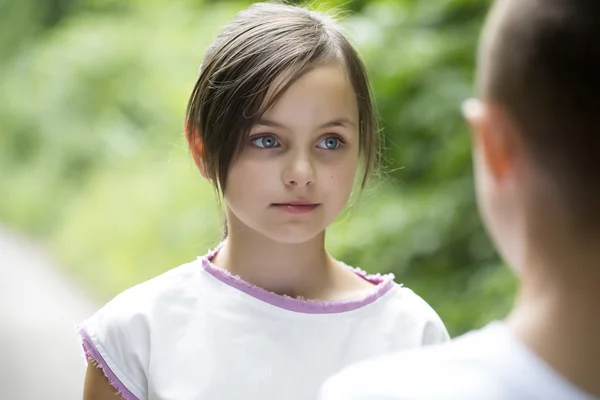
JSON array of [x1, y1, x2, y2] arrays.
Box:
[[83, 360, 124, 400]]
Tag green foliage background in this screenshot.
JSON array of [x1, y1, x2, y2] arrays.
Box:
[[0, 0, 516, 337]]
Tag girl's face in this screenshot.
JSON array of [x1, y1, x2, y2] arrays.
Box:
[[223, 64, 360, 244]]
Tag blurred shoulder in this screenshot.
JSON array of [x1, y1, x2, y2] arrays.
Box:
[[320, 324, 510, 400]]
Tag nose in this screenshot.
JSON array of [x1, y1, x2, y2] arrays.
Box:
[[282, 152, 315, 187]]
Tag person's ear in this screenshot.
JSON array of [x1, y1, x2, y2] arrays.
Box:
[[462, 98, 516, 182], [185, 124, 209, 180]]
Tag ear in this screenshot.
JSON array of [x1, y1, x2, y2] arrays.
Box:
[[185, 124, 209, 180], [462, 98, 516, 182]]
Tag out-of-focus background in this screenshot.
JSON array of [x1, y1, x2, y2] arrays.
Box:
[[0, 0, 516, 398]]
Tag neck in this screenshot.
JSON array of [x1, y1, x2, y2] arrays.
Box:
[[211, 220, 338, 300], [506, 245, 600, 397]]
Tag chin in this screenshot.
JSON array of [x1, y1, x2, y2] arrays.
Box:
[[264, 226, 324, 245], [245, 218, 326, 244], [228, 207, 333, 244]]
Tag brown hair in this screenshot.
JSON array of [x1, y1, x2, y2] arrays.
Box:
[[479, 0, 600, 231], [185, 2, 380, 195]]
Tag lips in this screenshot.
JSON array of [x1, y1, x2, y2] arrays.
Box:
[[271, 202, 320, 214]]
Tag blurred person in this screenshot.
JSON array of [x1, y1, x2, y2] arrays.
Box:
[[319, 0, 600, 399], [78, 3, 448, 399]]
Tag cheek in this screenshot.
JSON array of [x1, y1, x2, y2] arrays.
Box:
[[224, 160, 269, 204], [474, 147, 508, 246], [323, 156, 358, 196], [343, 151, 360, 180]]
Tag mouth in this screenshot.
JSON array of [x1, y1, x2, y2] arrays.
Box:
[[271, 202, 321, 214]]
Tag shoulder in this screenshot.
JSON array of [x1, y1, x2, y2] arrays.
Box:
[[320, 325, 512, 400], [385, 286, 443, 321], [380, 285, 450, 345], [77, 258, 209, 399], [85, 257, 206, 328]]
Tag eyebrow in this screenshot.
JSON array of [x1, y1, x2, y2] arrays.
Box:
[[255, 118, 357, 129]]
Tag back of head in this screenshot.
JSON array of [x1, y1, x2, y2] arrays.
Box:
[[186, 2, 378, 194], [478, 0, 600, 234]]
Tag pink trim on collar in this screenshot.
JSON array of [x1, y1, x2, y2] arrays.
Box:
[[199, 242, 397, 314]]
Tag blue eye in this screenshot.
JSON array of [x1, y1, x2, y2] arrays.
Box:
[[251, 135, 279, 149], [317, 136, 342, 150]]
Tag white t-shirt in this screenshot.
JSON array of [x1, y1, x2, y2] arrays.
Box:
[[320, 321, 599, 400], [77, 243, 449, 400]]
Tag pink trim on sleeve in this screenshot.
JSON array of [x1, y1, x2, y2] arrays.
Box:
[[79, 328, 141, 400]]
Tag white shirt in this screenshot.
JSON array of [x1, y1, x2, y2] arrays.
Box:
[[78, 244, 448, 400], [320, 322, 599, 400]]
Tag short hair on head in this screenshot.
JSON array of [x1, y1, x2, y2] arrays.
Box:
[[477, 0, 600, 233], [185, 2, 380, 195]]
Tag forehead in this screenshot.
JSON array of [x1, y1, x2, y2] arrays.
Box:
[[260, 64, 359, 127]]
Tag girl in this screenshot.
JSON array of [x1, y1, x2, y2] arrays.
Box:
[[79, 3, 449, 399]]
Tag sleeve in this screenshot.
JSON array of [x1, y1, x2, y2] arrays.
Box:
[[401, 287, 450, 345], [77, 292, 150, 400], [421, 309, 450, 345]]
